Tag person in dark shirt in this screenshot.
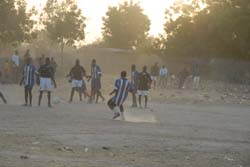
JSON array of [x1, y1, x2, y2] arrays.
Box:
[[138, 66, 152, 108], [131, 64, 138, 107], [67, 59, 87, 102], [150, 62, 160, 89], [37, 57, 57, 107]]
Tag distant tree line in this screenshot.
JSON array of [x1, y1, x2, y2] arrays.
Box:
[[0, 0, 250, 60]]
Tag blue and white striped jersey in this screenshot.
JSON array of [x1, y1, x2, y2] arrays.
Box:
[[23, 64, 36, 87], [113, 78, 131, 106]]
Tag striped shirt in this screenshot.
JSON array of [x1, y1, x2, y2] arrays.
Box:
[[23, 64, 36, 87], [113, 78, 131, 106], [91, 65, 101, 79]]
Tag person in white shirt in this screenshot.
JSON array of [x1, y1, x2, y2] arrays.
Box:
[[11, 50, 20, 83], [158, 65, 168, 88], [12, 50, 20, 67]]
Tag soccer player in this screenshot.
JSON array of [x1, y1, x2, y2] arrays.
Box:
[[20, 57, 36, 106], [138, 66, 152, 108], [89, 59, 105, 103], [131, 64, 138, 107], [37, 57, 57, 107], [67, 59, 86, 102], [108, 71, 132, 120]]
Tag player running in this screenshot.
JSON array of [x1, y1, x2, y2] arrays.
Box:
[[20, 57, 36, 106], [37, 57, 57, 107], [108, 71, 132, 120]]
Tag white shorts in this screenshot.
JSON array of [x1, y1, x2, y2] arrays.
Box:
[[137, 90, 148, 96], [72, 79, 83, 88], [40, 77, 52, 91], [151, 76, 157, 81]]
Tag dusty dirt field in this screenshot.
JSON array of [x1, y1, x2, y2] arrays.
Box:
[[0, 75, 250, 167]]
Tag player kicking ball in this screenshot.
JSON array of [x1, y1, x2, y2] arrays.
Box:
[[108, 71, 132, 120]]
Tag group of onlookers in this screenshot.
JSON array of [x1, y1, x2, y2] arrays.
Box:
[[0, 50, 58, 84], [148, 61, 201, 90]]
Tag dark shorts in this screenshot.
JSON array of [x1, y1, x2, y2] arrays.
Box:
[[25, 85, 33, 89]]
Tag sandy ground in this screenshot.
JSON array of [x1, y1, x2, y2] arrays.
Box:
[[0, 75, 250, 167]]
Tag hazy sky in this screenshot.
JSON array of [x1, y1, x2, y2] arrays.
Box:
[[26, 0, 174, 44]]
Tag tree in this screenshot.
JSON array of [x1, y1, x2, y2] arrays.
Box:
[[102, 1, 150, 49], [162, 0, 250, 59], [42, 0, 86, 66], [0, 0, 36, 48]]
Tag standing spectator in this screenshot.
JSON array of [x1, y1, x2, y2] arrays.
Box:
[[158, 65, 168, 88], [37, 57, 57, 107], [178, 67, 189, 89], [11, 50, 20, 83], [131, 64, 138, 107], [138, 66, 152, 108], [192, 61, 200, 90], [20, 57, 36, 106], [150, 62, 160, 89]]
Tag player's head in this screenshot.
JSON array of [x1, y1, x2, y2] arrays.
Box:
[[121, 71, 127, 78], [26, 57, 32, 64], [143, 66, 147, 72], [76, 59, 80, 65], [92, 59, 96, 66], [131, 64, 136, 71], [45, 57, 50, 65]]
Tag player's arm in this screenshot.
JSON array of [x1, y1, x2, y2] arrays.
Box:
[[109, 89, 117, 95], [51, 76, 57, 88], [110, 79, 119, 95]]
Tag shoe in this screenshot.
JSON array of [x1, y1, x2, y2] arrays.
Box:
[[112, 112, 120, 119]]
